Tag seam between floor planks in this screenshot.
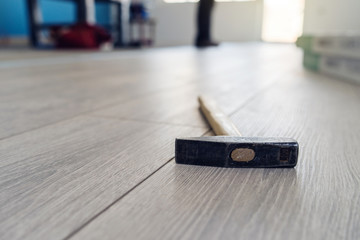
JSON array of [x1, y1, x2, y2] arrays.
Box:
[[68, 68, 360, 240], [0, 60, 291, 142], [1, 44, 299, 141], [87, 82, 277, 129], [62, 130, 212, 240], [62, 66, 299, 240], [62, 157, 176, 240], [86, 115, 207, 129], [1, 44, 307, 240], [0, 78, 197, 142], [0, 56, 256, 141], [0, 59, 282, 239], [52, 81, 285, 240], [64, 78, 290, 240], [0, 115, 208, 240], [0, 85, 184, 141], [11, 75, 282, 240]]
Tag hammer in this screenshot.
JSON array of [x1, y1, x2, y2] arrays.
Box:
[[175, 95, 298, 168]]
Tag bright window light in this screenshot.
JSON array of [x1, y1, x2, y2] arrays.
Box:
[[164, 0, 254, 3], [262, 0, 305, 43]]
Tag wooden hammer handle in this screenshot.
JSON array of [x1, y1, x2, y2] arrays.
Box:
[[198, 95, 241, 136]]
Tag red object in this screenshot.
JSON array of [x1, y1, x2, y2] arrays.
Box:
[[52, 23, 111, 49]]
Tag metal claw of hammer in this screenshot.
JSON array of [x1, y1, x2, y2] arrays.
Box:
[[175, 95, 298, 168]]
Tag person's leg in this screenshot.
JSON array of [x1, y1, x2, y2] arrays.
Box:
[[196, 0, 215, 46]]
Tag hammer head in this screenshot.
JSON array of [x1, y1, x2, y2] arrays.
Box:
[[175, 136, 298, 168]]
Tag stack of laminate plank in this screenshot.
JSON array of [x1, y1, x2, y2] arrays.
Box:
[[296, 34, 360, 84]]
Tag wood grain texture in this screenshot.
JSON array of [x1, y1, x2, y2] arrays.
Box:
[[90, 44, 300, 126], [0, 62, 192, 139], [71, 63, 360, 240], [0, 116, 206, 240], [2, 43, 357, 240], [0, 43, 296, 139], [198, 95, 242, 136], [0, 45, 250, 139]]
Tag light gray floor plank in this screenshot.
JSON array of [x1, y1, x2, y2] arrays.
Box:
[[3, 43, 353, 240], [89, 70, 291, 127], [0, 62, 192, 140], [0, 72, 189, 140], [71, 65, 360, 240], [0, 116, 206, 240], [0, 43, 297, 140], [0, 47, 218, 139], [89, 45, 301, 126]]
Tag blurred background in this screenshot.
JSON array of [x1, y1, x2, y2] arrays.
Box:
[[0, 0, 359, 82], [0, 0, 359, 47]]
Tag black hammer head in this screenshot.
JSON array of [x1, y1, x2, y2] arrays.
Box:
[[175, 136, 298, 168]]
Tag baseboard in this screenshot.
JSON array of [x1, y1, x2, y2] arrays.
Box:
[[0, 37, 29, 47]]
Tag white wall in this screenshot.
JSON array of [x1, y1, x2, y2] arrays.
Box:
[[152, 0, 263, 47], [303, 0, 360, 34]]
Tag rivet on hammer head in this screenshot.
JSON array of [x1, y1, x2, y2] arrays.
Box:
[[230, 148, 255, 162]]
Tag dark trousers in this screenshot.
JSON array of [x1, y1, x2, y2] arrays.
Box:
[[196, 0, 214, 44]]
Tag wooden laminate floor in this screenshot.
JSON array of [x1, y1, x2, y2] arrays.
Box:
[[0, 43, 359, 240]]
